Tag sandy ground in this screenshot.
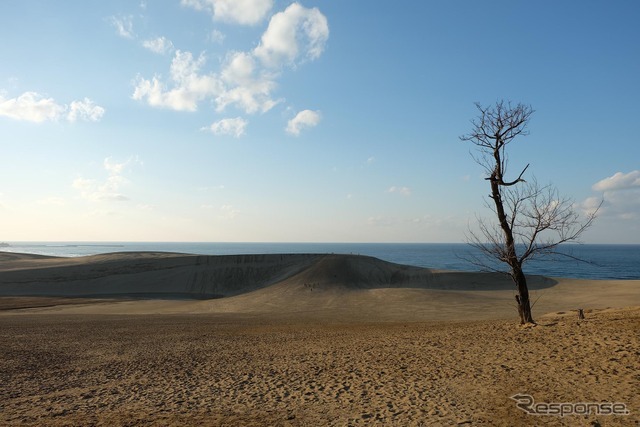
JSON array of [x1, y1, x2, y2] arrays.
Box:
[[1, 308, 638, 426], [1, 252, 639, 425]]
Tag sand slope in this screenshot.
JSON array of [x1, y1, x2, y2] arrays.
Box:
[[0, 252, 322, 298], [1, 252, 638, 321]]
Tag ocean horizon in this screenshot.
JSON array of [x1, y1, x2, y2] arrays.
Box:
[[1, 242, 639, 280]]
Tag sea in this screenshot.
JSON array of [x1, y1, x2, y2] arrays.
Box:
[[1, 242, 639, 280]]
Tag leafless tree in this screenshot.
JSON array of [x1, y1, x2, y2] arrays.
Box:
[[460, 101, 599, 324]]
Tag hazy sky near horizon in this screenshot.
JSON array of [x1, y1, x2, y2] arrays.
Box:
[[1, 1, 639, 243]]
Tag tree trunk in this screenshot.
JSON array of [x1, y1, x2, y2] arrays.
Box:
[[512, 266, 534, 324], [490, 172, 535, 324]]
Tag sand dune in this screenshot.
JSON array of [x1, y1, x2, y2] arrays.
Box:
[[1, 252, 638, 321], [0, 252, 321, 298], [2, 252, 639, 425]]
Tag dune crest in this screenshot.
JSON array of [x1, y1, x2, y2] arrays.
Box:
[[0, 252, 323, 298], [1, 252, 638, 321]]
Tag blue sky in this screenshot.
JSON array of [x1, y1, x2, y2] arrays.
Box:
[[1, 0, 638, 243]]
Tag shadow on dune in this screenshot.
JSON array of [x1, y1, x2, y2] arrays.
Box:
[[0, 252, 557, 299]]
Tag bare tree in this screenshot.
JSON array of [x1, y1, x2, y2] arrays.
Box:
[[460, 101, 599, 324]]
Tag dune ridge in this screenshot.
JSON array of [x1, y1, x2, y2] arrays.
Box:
[[1, 251, 638, 321], [0, 252, 323, 298]]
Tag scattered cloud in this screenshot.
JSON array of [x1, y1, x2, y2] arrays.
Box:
[[133, 49, 281, 115], [73, 177, 128, 202], [209, 29, 226, 44], [67, 98, 106, 122], [0, 92, 64, 122], [108, 15, 135, 39], [0, 92, 105, 123], [217, 51, 279, 113], [203, 117, 248, 137], [181, 0, 273, 25], [578, 196, 604, 217], [387, 186, 412, 196], [104, 157, 135, 175], [254, 3, 329, 68], [133, 3, 329, 133], [595, 190, 639, 221], [219, 204, 239, 219], [592, 170, 640, 192], [583, 170, 640, 221], [142, 36, 174, 54], [74, 157, 140, 202], [286, 109, 321, 136], [132, 50, 223, 111]]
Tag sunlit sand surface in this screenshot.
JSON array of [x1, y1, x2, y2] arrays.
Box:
[[1, 252, 638, 425]]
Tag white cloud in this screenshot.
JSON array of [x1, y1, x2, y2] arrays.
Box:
[[217, 51, 279, 113], [221, 51, 256, 86], [0, 92, 104, 123], [67, 98, 105, 122], [133, 49, 279, 114], [254, 3, 329, 68], [286, 109, 321, 136], [582, 170, 640, 222], [203, 117, 248, 137], [74, 157, 140, 202], [387, 186, 412, 196], [578, 196, 603, 217], [181, 0, 273, 25], [215, 84, 279, 114], [209, 29, 226, 44], [133, 4, 329, 125], [592, 170, 640, 192], [0, 92, 64, 122], [132, 50, 223, 111], [142, 36, 174, 54], [108, 15, 135, 39], [104, 157, 127, 175], [597, 190, 639, 221], [74, 176, 129, 203], [220, 204, 239, 219]]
